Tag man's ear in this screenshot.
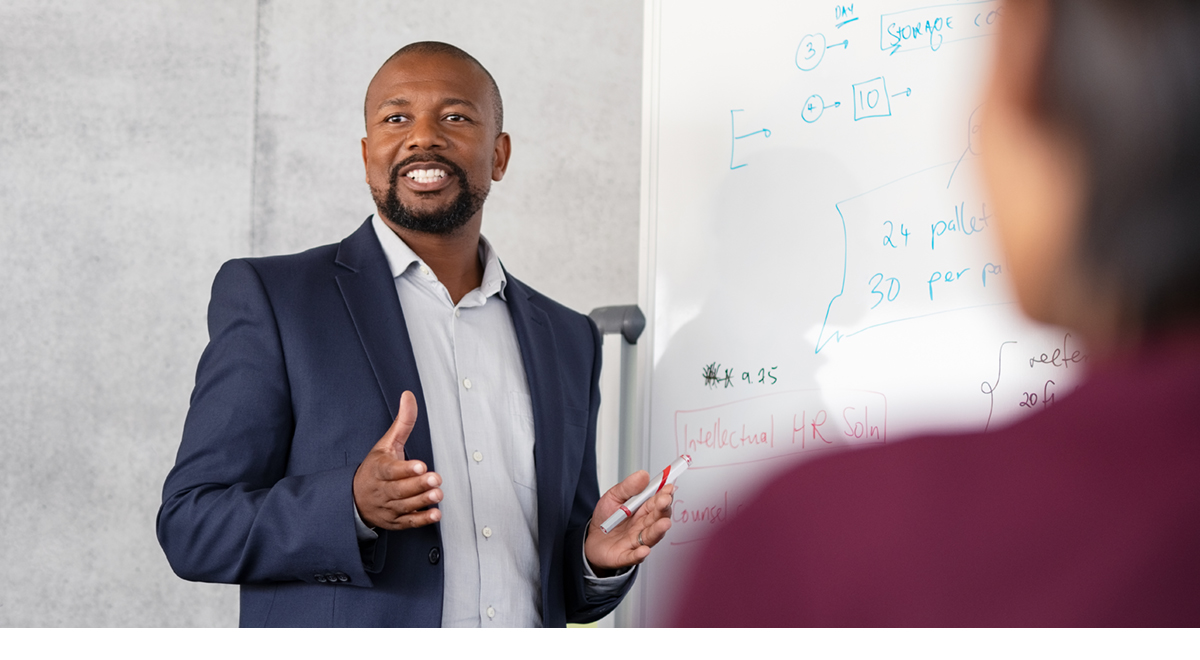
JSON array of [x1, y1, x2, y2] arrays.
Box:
[[492, 132, 512, 182], [361, 137, 370, 184]]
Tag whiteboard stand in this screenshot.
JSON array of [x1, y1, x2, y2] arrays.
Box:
[[587, 304, 646, 628]]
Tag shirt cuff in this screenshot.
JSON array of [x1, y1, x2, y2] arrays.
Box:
[[353, 505, 379, 542]]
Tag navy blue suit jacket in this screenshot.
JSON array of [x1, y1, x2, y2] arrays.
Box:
[[157, 219, 631, 627]]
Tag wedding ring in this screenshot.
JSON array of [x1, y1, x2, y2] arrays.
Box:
[[637, 531, 645, 546]]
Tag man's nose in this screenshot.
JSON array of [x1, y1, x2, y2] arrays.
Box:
[[405, 114, 446, 150]]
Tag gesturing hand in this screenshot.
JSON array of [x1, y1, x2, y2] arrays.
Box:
[[584, 471, 675, 572], [352, 391, 443, 530]]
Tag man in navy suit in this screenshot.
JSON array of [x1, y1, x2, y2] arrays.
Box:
[[157, 42, 674, 627]]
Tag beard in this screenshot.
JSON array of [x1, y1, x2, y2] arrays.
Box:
[[371, 155, 488, 236]]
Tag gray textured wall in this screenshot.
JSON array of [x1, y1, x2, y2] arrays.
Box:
[[0, 0, 642, 626]]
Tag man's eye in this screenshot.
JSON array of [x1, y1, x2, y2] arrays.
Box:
[[446, 114, 467, 122], [385, 115, 408, 123]]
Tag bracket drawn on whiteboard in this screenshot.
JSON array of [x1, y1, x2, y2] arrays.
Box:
[[980, 340, 1016, 432], [947, 104, 985, 188], [729, 109, 772, 170]]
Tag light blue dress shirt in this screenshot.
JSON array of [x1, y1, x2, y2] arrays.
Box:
[[354, 216, 630, 627]]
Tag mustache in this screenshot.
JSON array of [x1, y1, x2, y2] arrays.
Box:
[[388, 153, 469, 186]]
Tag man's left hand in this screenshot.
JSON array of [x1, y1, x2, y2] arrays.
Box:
[[584, 471, 675, 572]]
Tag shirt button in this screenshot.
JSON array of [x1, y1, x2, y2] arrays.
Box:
[[486, 606, 496, 619], [463, 378, 472, 390], [472, 450, 483, 463], [455, 308, 461, 318], [482, 526, 492, 539], [419, 265, 430, 276]]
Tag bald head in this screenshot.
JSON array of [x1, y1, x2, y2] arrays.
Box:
[[365, 41, 504, 134]]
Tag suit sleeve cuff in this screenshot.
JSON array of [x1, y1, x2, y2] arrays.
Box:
[[581, 531, 635, 597]]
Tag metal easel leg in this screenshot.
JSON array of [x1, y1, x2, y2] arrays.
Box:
[[588, 305, 646, 628]]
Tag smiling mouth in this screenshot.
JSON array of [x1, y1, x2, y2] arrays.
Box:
[[376, 157, 486, 235], [406, 168, 448, 184]]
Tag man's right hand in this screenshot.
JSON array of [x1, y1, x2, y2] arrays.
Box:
[[352, 391, 443, 530]]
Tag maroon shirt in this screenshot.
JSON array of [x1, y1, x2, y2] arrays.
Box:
[[673, 333, 1200, 626]]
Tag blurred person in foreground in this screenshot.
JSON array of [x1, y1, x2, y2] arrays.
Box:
[[675, 0, 1200, 626]]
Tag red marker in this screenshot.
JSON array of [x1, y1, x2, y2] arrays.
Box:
[[600, 455, 692, 533]]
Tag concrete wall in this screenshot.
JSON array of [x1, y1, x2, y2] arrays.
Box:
[[0, 0, 643, 627]]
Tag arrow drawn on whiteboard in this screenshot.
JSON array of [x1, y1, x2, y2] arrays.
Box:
[[891, 87, 912, 98], [736, 128, 771, 139], [828, 39, 849, 49], [802, 95, 842, 124]]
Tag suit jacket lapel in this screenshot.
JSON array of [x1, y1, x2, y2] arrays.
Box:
[[333, 219, 436, 470], [504, 273, 567, 587]]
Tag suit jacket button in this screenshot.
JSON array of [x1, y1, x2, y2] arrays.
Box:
[[337, 573, 349, 582], [428, 547, 441, 564], [315, 574, 327, 583]]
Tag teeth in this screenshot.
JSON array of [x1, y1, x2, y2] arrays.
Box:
[[406, 168, 447, 184]]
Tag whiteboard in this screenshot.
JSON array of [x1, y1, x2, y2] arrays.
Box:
[[633, 0, 1087, 626]]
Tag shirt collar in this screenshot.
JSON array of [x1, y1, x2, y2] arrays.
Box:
[[370, 214, 508, 301]]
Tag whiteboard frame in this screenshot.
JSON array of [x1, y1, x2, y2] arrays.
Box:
[[624, 0, 663, 628]]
